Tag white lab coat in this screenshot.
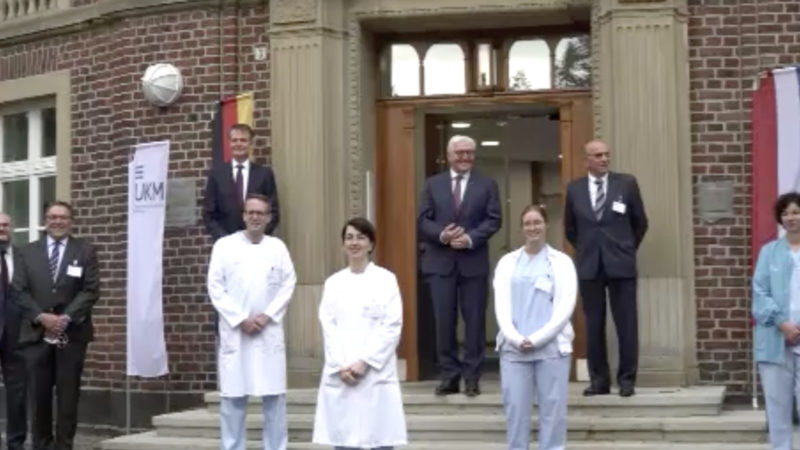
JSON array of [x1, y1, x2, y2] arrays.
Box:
[[207, 232, 297, 397], [312, 263, 407, 448], [493, 245, 577, 355]]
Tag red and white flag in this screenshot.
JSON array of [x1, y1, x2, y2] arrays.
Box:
[[751, 66, 800, 263]]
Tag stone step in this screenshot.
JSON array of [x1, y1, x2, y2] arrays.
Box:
[[150, 408, 767, 443], [101, 431, 773, 450], [204, 384, 726, 417]]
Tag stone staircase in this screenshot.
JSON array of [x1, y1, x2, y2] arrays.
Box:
[[101, 381, 770, 449]]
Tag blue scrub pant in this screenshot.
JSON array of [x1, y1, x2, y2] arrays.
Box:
[[334, 447, 393, 450], [220, 395, 287, 450], [500, 355, 570, 450], [759, 348, 800, 450]]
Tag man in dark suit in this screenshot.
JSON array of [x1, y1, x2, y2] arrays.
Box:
[[204, 123, 280, 240], [0, 213, 27, 450], [418, 135, 502, 397], [12, 201, 99, 450], [564, 139, 648, 398]]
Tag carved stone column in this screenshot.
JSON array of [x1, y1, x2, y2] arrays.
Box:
[[594, 0, 697, 385], [269, 0, 349, 386]]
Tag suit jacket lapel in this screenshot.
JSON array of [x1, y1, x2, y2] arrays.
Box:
[[438, 172, 457, 219], [246, 162, 260, 192], [37, 239, 54, 289], [219, 163, 237, 204], [459, 172, 477, 212], [577, 176, 594, 217], [605, 173, 619, 216]]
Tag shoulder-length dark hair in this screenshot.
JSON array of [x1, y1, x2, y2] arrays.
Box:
[[775, 192, 800, 225]]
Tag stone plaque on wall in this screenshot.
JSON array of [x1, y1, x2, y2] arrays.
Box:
[[697, 181, 734, 223], [271, 0, 317, 25], [166, 178, 197, 228]]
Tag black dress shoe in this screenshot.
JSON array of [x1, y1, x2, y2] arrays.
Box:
[[582, 385, 610, 396], [464, 379, 481, 397], [435, 379, 460, 396], [619, 385, 635, 397]]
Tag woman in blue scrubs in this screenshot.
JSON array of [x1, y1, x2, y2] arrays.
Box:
[[753, 191, 800, 450], [493, 204, 578, 450]]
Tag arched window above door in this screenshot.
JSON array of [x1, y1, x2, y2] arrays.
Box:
[[389, 44, 421, 96], [554, 36, 591, 88], [507, 39, 551, 91], [423, 43, 467, 95], [377, 29, 590, 98]]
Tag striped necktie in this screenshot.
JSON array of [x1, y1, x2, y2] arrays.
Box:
[[50, 240, 61, 280], [594, 179, 606, 220]]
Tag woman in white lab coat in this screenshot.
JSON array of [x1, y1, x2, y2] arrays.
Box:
[[312, 217, 407, 450], [494, 204, 578, 450]]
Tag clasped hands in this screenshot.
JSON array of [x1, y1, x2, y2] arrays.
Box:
[[441, 224, 470, 250], [339, 360, 368, 386], [779, 321, 800, 346], [520, 338, 535, 353], [240, 313, 271, 335], [38, 313, 70, 339]]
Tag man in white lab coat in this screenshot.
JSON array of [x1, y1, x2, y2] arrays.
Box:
[[207, 193, 297, 450]]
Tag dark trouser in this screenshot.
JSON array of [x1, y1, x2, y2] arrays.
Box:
[[0, 327, 28, 450], [427, 273, 487, 382], [25, 340, 88, 450], [579, 276, 638, 389]]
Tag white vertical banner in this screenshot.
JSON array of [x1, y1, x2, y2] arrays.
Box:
[[126, 140, 169, 377]]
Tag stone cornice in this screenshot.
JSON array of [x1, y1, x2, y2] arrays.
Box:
[[0, 0, 266, 46]]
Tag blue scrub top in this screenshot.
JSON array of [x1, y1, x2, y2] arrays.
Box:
[[790, 250, 800, 355], [501, 249, 560, 362]]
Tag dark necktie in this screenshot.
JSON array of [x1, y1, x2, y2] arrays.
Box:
[[235, 164, 244, 210], [453, 174, 463, 210], [594, 179, 606, 220], [49, 240, 61, 280], [0, 248, 8, 293]]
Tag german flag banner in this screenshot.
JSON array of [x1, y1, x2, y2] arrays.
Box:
[[210, 92, 254, 167]]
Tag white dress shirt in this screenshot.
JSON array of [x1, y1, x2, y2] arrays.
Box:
[[2, 245, 13, 281], [231, 159, 251, 204], [588, 173, 608, 209], [450, 169, 470, 203]]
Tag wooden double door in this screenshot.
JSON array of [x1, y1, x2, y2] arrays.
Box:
[[375, 92, 593, 381]]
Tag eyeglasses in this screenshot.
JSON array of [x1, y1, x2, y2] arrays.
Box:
[[46, 215, 71, 221], [244, 211, 270, 217]]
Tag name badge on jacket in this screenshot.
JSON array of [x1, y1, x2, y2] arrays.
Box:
[[66, 264, 83, 278], [612, 201, 627, 214]]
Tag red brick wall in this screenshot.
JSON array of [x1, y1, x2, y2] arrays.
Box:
[[0, 3, 270, 393], [688, 0, 800, 401]]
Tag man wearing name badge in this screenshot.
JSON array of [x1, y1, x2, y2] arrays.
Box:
[[418, 134, 502, 397], [12, 201, 99, 450], [564, 139, 648, 398], [208, 194, 296, 450], [0, 213, 28, 450], [204, 123, 280, 241]]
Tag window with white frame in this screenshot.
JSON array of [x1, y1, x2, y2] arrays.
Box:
[[0, 99, 57, 243]]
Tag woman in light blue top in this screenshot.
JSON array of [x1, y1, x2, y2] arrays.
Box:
[[493, 205, 578, 450], [753, 191, 800, 450]]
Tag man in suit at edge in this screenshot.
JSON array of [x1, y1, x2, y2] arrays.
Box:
[[12, 201, 99, 450], [204, 123, 280, 241], [418, 134, 502, 397], [564, 139, 648, 398], [0, 213, 28, 450]]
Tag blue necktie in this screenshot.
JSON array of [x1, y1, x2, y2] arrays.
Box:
[[49, 240, 61, 280], [594, 179, 606, 220]]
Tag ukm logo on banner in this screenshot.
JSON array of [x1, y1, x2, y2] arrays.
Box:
[[127, 140, 170, 377]]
